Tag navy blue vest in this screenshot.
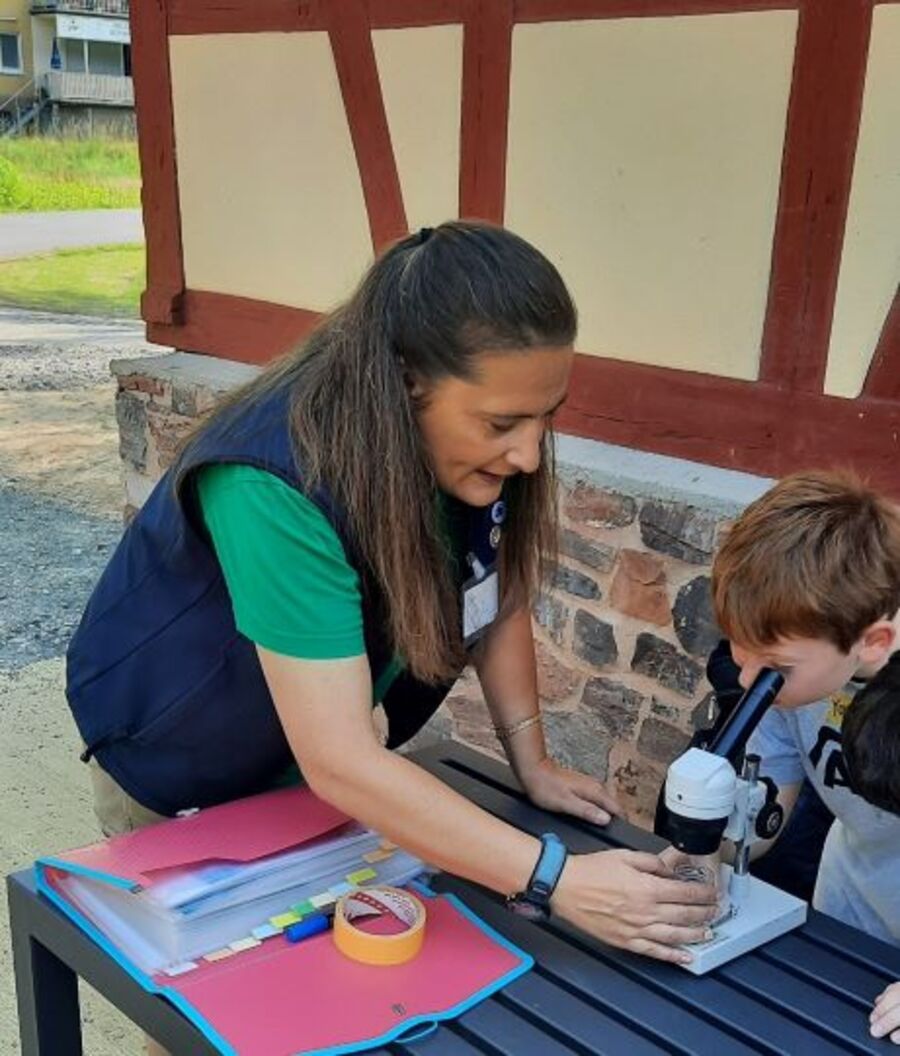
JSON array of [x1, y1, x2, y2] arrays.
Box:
[[66, 384, 480, 816]]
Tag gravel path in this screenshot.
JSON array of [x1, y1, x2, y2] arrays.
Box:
[[0, 306, 159, 390], [0, 484, 120, 670], [0, 308, 164, 673]]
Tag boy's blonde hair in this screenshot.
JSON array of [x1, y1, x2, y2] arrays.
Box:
[[712, 471, 900, 653]]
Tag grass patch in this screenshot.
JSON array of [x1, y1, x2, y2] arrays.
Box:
[[0, 136, 140, 211], [0, 243, 145, 317]]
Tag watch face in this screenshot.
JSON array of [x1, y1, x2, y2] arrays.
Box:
[[507, 895, 549, 922]]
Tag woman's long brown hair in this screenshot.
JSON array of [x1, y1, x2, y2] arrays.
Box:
[[180, 221, 577, 683]]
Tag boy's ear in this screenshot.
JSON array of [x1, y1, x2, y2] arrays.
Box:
[[857, 620, 897, 666]]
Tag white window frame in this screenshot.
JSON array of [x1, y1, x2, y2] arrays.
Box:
[[58, 37, 127, 77], [0, 31, 23, 75]]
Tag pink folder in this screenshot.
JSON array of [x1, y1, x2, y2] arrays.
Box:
[[36, 785, 533, 1055], [41, 785, 350, 889]]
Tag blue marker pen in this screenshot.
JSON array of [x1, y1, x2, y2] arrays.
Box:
[[284, 914, 331, 943]]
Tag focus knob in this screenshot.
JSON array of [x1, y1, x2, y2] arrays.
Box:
[[755, 801, 784, 840]]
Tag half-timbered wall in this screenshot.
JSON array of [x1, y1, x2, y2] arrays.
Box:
[[131, 0, 900, 493]]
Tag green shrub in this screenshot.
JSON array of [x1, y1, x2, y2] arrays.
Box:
[[0, 156, 25, 209], [13, 176, 139, 210], [0, 136, 140, 212]]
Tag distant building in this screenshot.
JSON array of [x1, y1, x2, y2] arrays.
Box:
[[1, 0, 133, 135]]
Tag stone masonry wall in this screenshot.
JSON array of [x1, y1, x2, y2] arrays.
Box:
[[439, 482, 727, 828], [112, 352, 753, 831], [113, 352, 258, 521]]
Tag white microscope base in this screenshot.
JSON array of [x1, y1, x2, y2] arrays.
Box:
[[678, 865, 807, 975]]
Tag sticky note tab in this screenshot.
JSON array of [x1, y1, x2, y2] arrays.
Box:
[[252, 923, 282, 940], [229, 936, 262, 953], [270, 911, 302, 928], [203, 948, 235, 963], [363, 848, 394, 864], [330, 881, 353, 898], [291, 899, 315, 918], [163, 961, 199, 977], [347, 867, 377, 885], [310, 891, 337, 910]]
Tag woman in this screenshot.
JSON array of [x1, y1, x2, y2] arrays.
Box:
[[68, 221, 717, 966]]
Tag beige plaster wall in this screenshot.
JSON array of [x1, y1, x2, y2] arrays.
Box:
[[825, 5, 900, 400], [0, 0, 34, 100], [504, 12, 797, 378], [373, 25, 462, 231], [169, 32, 372, 313], [169, 14, 900, 401]]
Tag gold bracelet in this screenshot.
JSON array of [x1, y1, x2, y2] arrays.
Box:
[[494, 713, 542, 742]]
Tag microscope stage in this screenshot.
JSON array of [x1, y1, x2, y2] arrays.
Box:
[[678, 865, 807, 975]]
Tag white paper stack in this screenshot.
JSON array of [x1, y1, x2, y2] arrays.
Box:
[[60, 823, 425, 972]]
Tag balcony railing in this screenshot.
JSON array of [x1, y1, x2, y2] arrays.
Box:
[[40, 71, 133, 106], [31, 0, 129, 16]]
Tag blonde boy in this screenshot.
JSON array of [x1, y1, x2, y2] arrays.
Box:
[[712, 471, 900, 1044]]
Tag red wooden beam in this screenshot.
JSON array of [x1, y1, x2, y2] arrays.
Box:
[[369, 0, 464, 27], [130, 0, 184, 325], [148, 291, 322, 365], [517, 0, 796, 16], [558, 352, 900, 496], [862, 286, 900, 400], [459, 0, 513, 222], [758, 0, 873, 391], [164, 0, 900, 35], [168, 0, 465, 35], [327, 1, 409, 251], [167, 0, 328, 35]]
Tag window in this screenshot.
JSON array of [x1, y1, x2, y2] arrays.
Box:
[[0, 32, 22, 74], [62, 38, 86, 73], [87, 40, 124, 76]]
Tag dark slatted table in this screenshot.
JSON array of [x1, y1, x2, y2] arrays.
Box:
[[8, 740, 900, 1054]]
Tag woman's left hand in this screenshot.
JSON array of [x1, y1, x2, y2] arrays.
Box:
[[871, 980, 900, 1044], [517, 757, 621, 826]]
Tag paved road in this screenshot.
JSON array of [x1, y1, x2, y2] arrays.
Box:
[[0, 208, 143, 259]]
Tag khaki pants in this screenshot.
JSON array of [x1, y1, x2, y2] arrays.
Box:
[[88, 759, 173, 1054], [88, 757, 167, 836]]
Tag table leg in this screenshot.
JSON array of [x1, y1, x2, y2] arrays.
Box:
[[9, 883, 83, 1056]]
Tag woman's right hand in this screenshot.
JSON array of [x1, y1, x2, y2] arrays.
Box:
[[551, 849, 720, 965]]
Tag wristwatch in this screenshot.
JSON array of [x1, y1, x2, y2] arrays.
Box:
[[507, 832, 568, 921]]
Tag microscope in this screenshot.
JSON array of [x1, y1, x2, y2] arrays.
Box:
[[654, 669, 808, 973]]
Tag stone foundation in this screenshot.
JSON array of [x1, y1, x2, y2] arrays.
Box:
[[113, 352, 257, 520], [112, 352, 771, 829]]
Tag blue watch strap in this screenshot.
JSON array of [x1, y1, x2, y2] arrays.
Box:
[[528, 832, 567, 900]]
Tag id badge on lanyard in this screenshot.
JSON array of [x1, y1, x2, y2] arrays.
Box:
[[461, 500, 505, 647]]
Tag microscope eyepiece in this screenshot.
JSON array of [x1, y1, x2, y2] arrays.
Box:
[[706, 668, 784, 764]]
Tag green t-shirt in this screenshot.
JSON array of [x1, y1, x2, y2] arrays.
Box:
[[196, 463, 403, 703]]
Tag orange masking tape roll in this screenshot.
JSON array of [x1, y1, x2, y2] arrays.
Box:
[[333, 886, 426, 966]]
